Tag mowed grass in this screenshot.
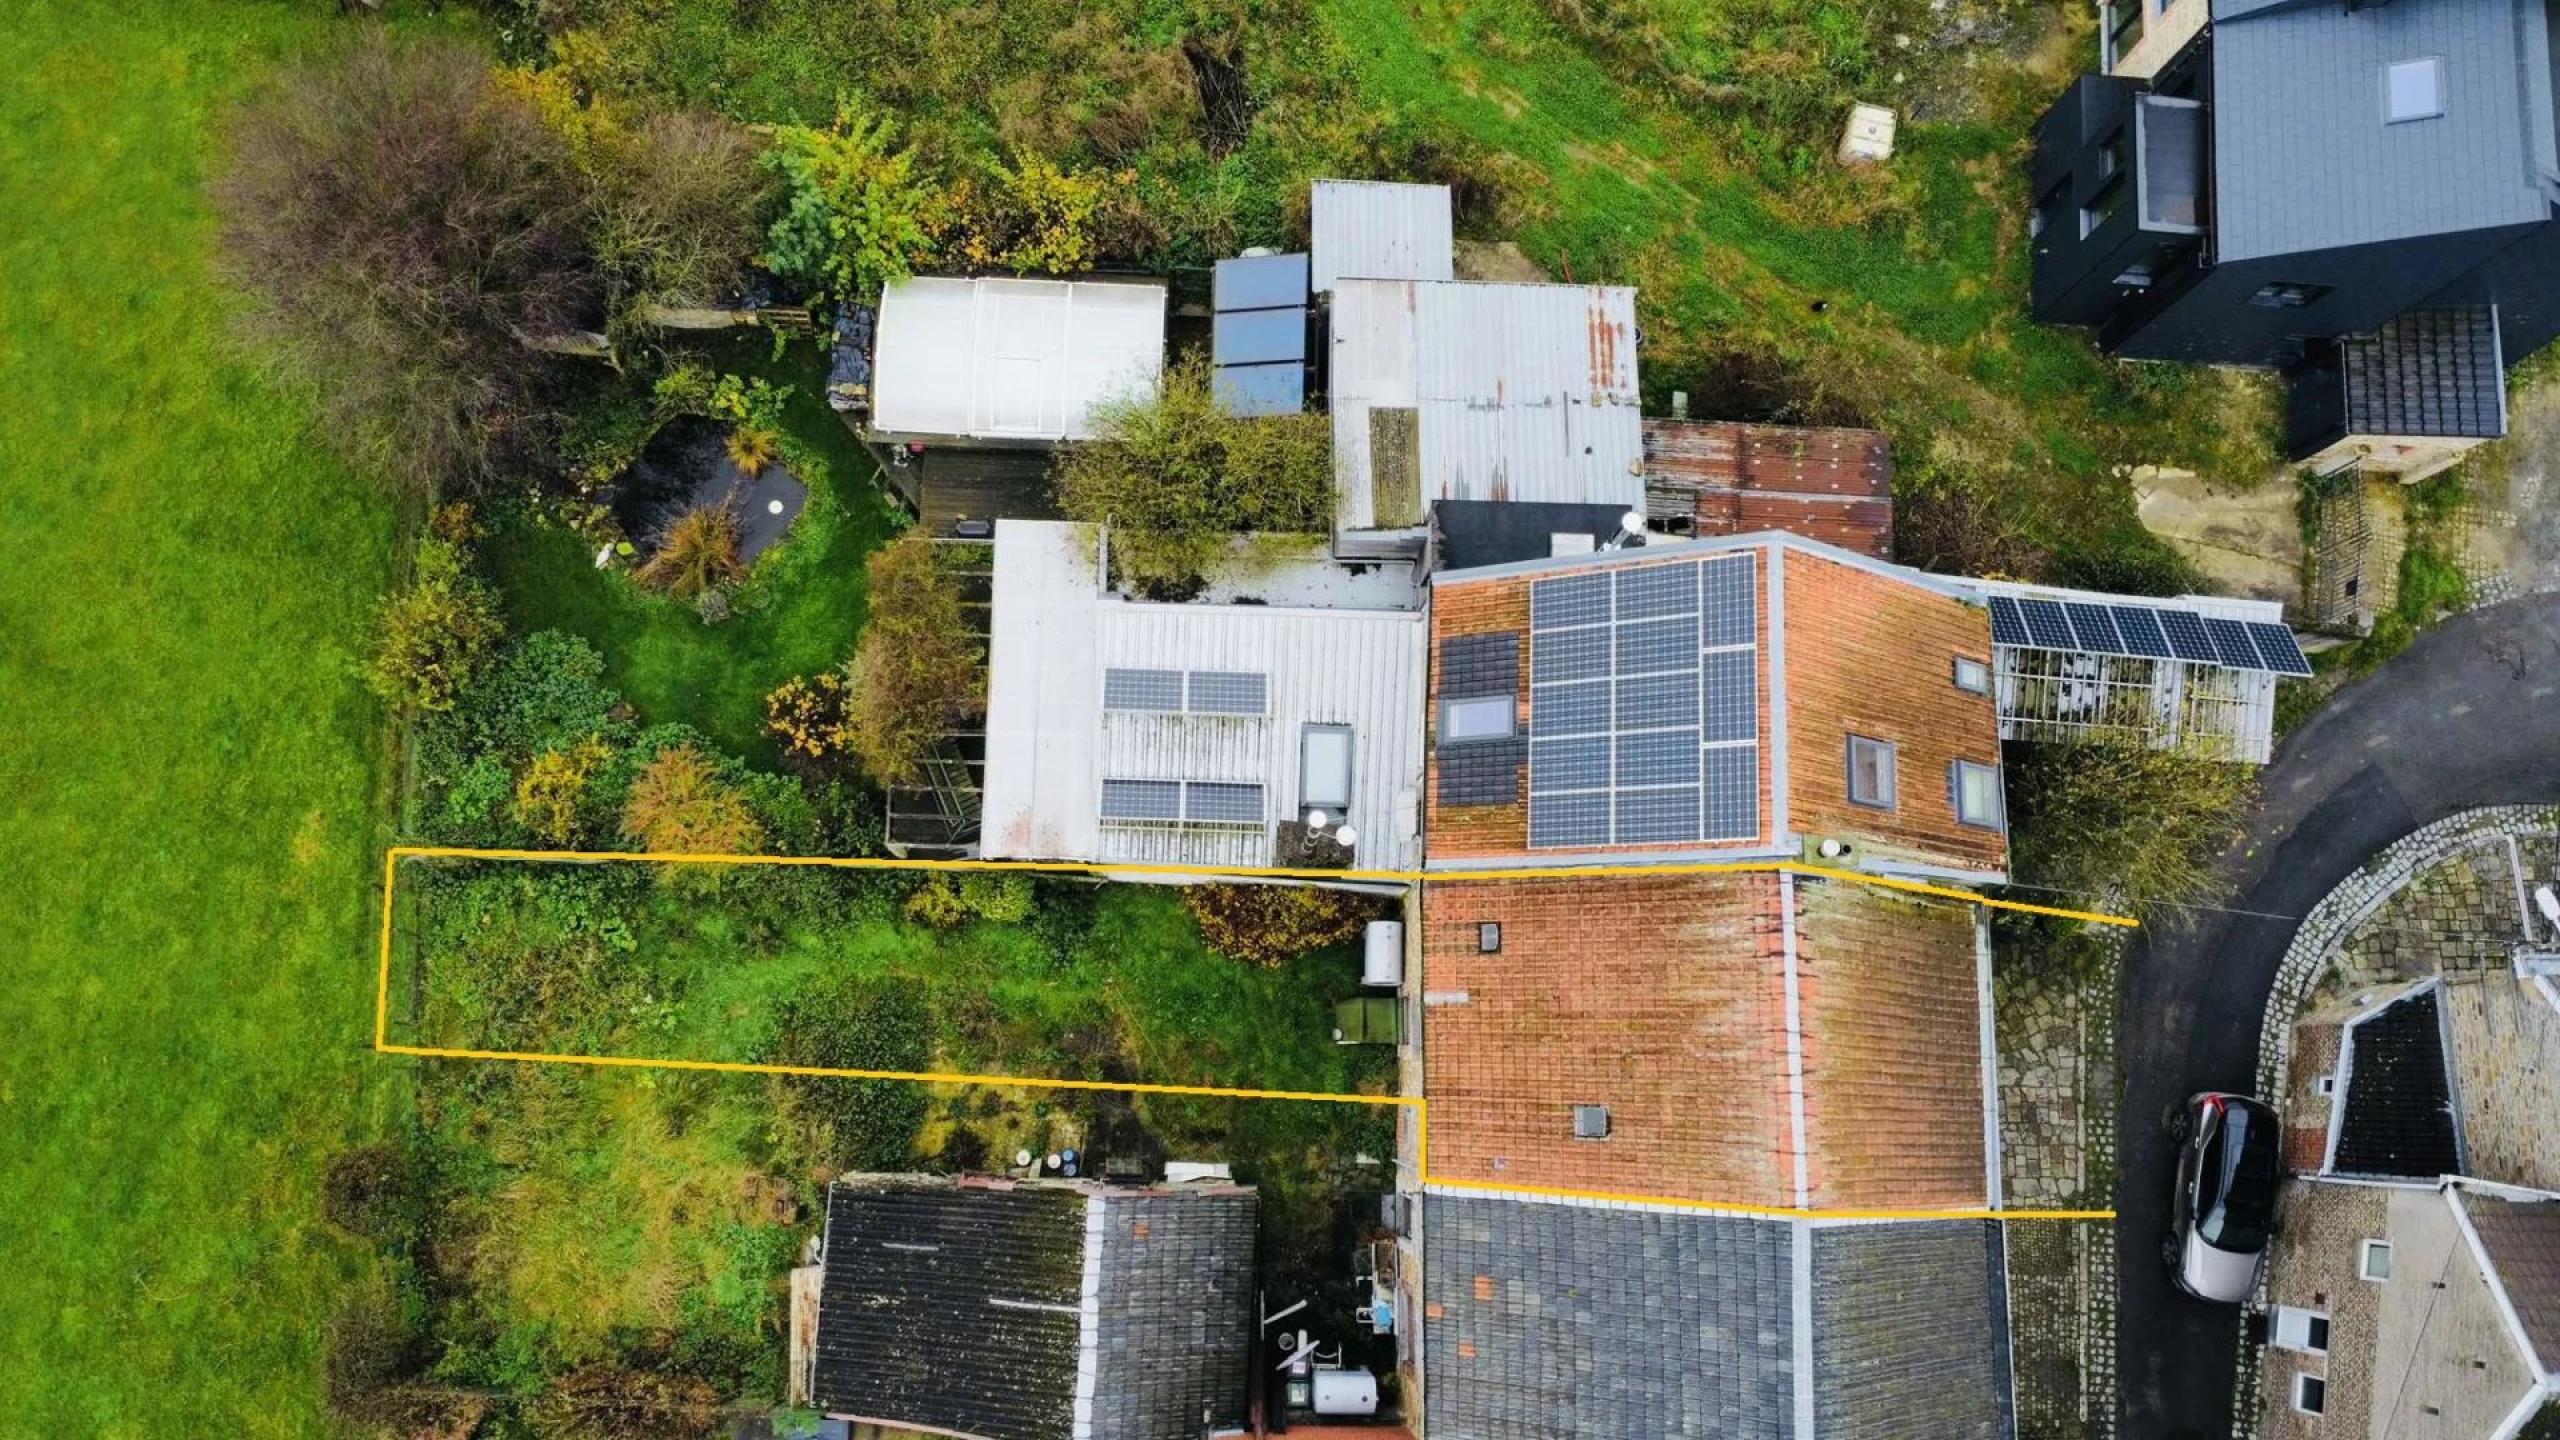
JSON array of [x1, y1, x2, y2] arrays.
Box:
[[0, 2, 447, 1433]]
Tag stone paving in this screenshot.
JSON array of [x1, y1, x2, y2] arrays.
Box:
[[1997, 932, 2123, 1440]]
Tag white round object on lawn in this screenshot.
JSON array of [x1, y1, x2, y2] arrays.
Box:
[[767, 499, 785, 515]]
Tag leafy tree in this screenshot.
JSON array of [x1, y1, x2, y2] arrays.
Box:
[[621, 742, 765, 855], [635, 504, 745, 599], [1053, 356, 1333, 588], [514, 736, 610, 845], [370, 537, 505, 714], [2004, 734, 2257, 917], [1184, 884, 1381, 968], [215, 35, 598, 494], [760, 101, 936, 302], [844, 533, 985, 787]]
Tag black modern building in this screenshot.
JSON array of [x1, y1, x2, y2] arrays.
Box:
[[2030, 0, 2556, 470]]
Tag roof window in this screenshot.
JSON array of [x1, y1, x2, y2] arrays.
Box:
[[1571, 1104, 1611, 1140], [2385, 57, 2443, 124]]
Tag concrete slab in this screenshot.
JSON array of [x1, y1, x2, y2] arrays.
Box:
[[2132, 465, 2304, 608]]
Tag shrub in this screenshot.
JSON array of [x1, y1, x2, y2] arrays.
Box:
[[370, 536, 506, 714], [621, 743, 765, 855], [723, 424, 780, 476], [215, 35, 597, 493], [844, 533, 986, 787], [524, 1365, 721, 1440], [596, 110, 776, 323], [760, 101, 937, 302], [1184, 884, 1379, 968], [903, 872, 1035, 928], [514, 736, 610, 845], [635, 504, 745, 599], [770, 975, 933, 1171], [949, 152, 1127, 274], [765, 671, 854, 766], [1053, 356, 1332, 588], [2004, 735, 2257, 917]]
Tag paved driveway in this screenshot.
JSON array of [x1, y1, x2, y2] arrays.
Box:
[[2114, 595, 2560, 1440]]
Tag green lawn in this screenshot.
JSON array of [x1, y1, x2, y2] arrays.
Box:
[[0, 2, 457, 1433], [484, 348, 901, 760]]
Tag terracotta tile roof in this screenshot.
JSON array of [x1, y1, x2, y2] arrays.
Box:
[[1421, 872, 1991, 1208], [1643, 419, 1894, 559]]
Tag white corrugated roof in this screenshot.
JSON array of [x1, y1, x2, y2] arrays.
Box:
[[1311, 180, 1455, 294], [872, 276, 1165, 442], [1330, 279, 1644, 533], [982, 521, 1426, 871]]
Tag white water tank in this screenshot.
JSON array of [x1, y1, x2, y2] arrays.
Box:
[[1313, 1368, 1380, 1417], [1363, 921, 1403, 988]]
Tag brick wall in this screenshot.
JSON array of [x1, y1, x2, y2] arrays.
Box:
[[1780, 549, 2006, 873]]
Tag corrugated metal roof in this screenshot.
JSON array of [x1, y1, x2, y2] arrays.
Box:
[[1330, 279, 1644, 533], [1310, 180, 1454, 293], [872, 276, 1166, 442], [981, 521, 1426, 870]]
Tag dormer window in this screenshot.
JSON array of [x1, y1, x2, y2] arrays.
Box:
[[2385, 57, 2443, 123]]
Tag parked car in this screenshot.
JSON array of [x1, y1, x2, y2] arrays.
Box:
[[2164, 1091, 2280, 1303]]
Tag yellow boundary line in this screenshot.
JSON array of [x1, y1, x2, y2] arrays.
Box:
[[373, 845, 2122, 1222]]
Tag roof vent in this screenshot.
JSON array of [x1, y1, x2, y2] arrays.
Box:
[[1571, 1103, 1611, 1140]]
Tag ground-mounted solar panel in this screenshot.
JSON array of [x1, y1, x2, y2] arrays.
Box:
[[1989, 596, 2033, 647], [2157, 608, 2220, 663], [1100, 778, 1182, 820], [1183, 781, 1265, 823], [2109, 605, 2174, 658], [1103, 668, 1184, 711], [2202, 616, 2262, 671], [2246, 622, 2312, 676], [2018, 598, 2077, 649], [1187, 670, 1269, 715], [2064, 602, 2125, 655]]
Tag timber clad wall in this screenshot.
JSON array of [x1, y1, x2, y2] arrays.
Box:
[[1792, 881, 1990, 1209], [1780, 549, 2006, 873], [1420, 874, 1796, 1206]]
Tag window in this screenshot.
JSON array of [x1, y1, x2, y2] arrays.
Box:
[[1477, 922, 1502, 954], [2273, 1306, 2330, 1355], [2314, 1074, 2337, 1097], [2293, 1374, 2326, 1417], [1846, 736, 1897, 809], [1441, 694, 1516, 742], [2098, 127, 2127, 179], [2107, 0, 2143, 57], [1952, 760, 2005, 829], [1300, 724, 1353, 812], [2080, 177, 2127, 239], [2385, 56, 2444, 123], [2360, 1239, 2393, 1282], [2248, 281, 2331, 310], [1571, 1104, 1611, 1140], [1953, 656, 1992, 695]]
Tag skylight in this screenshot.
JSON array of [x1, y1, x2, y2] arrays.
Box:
[[2385, 57, 2443, 123]]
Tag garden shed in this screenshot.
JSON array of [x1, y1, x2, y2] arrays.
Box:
[[868, 275, 1167, 446]]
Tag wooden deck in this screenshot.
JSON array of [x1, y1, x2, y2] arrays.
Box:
[[910, 447, 1060, 534]]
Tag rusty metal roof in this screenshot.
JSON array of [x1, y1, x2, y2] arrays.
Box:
[[1641, 418, 1895, 559]]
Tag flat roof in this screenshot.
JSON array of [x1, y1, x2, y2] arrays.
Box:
[[872, 276, 1166, 443]]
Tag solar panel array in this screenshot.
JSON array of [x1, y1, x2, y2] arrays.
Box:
[[1525, 553, 1759, 847], [1211, 253, 1310, 417], [1100, 778, 1266, 826], [1102, 667, 1271, 716], [1984, 594, 2310, 676]]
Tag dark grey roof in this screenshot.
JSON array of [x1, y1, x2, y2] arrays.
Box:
[[1435, 630, 1524, 807], [1811, 1222, 2015, 1440], [2341, 306, 2508, 438], [2209, 0, 2557, 261], [813, 1178, 1256, 1440], [1088, 1190, 1257, 1438], [2467, 1194, 2560, 1372], [2336, 988, 2464, 1178], [1434, 500, 1638, 572], [1422, 1195, 1793, 1438]]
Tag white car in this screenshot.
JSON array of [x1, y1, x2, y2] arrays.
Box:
[[2164, 1092, 2280, 1303]]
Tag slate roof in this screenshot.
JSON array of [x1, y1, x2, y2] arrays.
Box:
[[1640, 419, 1895, 559], [2334, 987, 2464, 1179], [2466, 1193, 2560, 1372], [2208, 0, 2558, 261], [1422, 1195, 1795, 1438], [811, 1178, 1255, 1440], [1811, 1223, 2015, 1440], [2340, 307, 2508, 440]]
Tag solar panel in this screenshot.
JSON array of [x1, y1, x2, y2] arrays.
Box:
[[1527, 790, 1611, 847], [2109, 605, 2174, 659], [1988, 596, 2032, 647], [1183, 781, 1265, 823], [2157, 608, 2220, 663], [1616, 729, 1700, 786], [1615, 671, 1698, 729], [2018, 598, 2077, 649], [1100, 778, 1181, 820], [1212, 363, 1305, 417], [2064, 602, 2125, 654], [1703, 747, 1758, 841], [1529, 680, 1609, 736], [1212, 252, 1309, 312], [1615, 787, 1702, 842], [1531, 573, 1611, 628], [1532, 626, 1610, 683], [1187, 670, 1269, 715], [2246, 622, 2313, 676], [1103, 668, 1184, 711], [1615, 616, 1698, 673], [1616, 563, 1698, 620], [1530, 737, 1611, 791], [1212, 307, 1307, 366], [1701, 650, 1756, 744], [2202, 616, 2261, 670], [1701, 554, 1755, 648]]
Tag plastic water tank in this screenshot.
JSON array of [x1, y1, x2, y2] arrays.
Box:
[[1312, 1368, 1380, 1417], [1362, 921, 1403, 988]]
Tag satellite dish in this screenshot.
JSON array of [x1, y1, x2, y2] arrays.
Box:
[[1333, 825, 1358, 849], [1619, 510, 1646, 535], [1305, 808, 1330, 830]]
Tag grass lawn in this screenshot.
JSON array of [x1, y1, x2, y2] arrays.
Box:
[[483, 346, 902, 761], [0, 1, 464, 1432]]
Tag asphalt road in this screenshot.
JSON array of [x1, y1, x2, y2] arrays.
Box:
[[2114, 594, 2560, 1440]]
